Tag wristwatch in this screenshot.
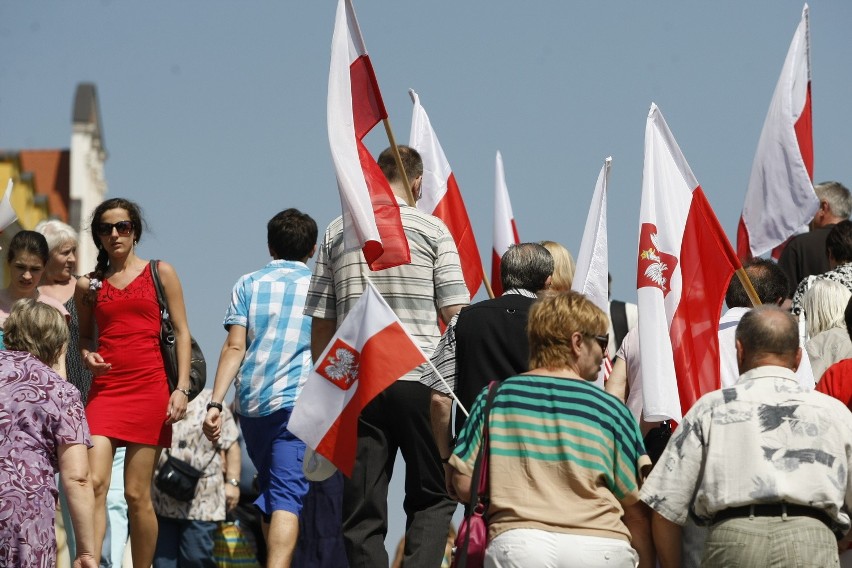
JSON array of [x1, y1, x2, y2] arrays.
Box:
[[207, 401, 224, 412], [226, 478, 240, 487]]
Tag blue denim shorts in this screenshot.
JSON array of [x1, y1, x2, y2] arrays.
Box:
[[239, 407, 309, 518]]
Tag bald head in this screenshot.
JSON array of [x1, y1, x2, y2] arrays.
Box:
[[735, 305, 801, 374]]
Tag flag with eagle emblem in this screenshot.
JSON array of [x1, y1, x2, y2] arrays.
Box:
[[288, 281, 427, 476], [637, 104, 742, 422]]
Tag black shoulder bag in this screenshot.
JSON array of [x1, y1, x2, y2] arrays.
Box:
[[150, 260, 206, 401]]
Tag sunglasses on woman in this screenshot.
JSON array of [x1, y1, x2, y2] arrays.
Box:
[[584, 333, 609, 352], [96, 221, 134, 236]]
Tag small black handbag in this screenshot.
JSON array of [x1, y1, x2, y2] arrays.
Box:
[[155, 451, 215, 502], [150, 260, 206, 401]]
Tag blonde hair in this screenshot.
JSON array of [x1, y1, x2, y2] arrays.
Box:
[[528, 291, 607, 369], [4, 299, 68, 366], [803, 279, 851, 338], [539, 241, 575, 291]]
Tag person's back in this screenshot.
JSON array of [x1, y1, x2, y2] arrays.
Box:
[[308, 206, 465, 364], [305, 145, 469, 568], [204, 207, 319, 568], [451, 243, 553, 429], [454, 295, 533, 418], [460, 374, 643, 542]]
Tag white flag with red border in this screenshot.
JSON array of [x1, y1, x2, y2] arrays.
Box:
[[737, 4, 815, 260], [327, 0, 410, 271], [288, 281, 427, 476], [409, 90, 482, 299], [638, 104, 742, 422], [572, 157, 612, 386], [492, 151, 520, 297]]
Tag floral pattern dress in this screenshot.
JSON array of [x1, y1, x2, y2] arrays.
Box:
[[0, 350, 92, 568]]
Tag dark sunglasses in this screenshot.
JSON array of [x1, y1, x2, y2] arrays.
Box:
[[96, 221, 134, 236], [585, 333, 609, 352]]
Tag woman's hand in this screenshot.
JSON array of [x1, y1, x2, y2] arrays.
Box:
[[83, 352, 112, 376], [225, 483, 240, 512], [165, 389, 189, 424]]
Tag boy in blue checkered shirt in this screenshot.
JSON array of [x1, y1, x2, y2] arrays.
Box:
[[203, 208, 317, 567]]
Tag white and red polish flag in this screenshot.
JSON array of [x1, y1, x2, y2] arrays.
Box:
[[572, 157, 613, 387], [737, 4, 815, 260], [327, 0, 410, 271], [638, 104, 742, 422], [409, 90, 482, 299], [288, 281, 427, 476], [492, 151, 520, 297]]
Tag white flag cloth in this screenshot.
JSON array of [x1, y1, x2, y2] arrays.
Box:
[[0, 180, 17, 231], [737, 4, 815, 259], [572, 157, 612, 387], [492, 151, 520, 296]]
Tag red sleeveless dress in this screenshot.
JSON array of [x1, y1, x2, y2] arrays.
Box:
[[85, 265, 171, 447]]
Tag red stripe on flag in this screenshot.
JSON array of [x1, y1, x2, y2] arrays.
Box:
[[350, 55, 387, 139], [794, 84, 813, 181], [432, 173, 482, 298], [314, 321, 426, 476], [348, 53, 409, 270], [670, 187, 741, 415], [510, 219, 520, 244], [491, 249, 503, 297], [736, 215, 752, 262], [356, 140, 411, 270]]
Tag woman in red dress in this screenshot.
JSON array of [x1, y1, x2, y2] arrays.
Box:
[[75, 198, 193, 567]]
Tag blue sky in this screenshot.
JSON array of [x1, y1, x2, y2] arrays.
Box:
[[3, 0, 851, 559]]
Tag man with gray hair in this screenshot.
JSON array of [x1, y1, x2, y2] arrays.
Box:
[[641, 305, 852, 567], [779, 181, 852, 298], [422, 242, 553, 494]]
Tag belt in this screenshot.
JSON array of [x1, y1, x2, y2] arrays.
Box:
[[713, 504, 834, 530]]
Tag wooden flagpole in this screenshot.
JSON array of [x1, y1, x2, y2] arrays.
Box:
[[381, 118, 416, 207], [735, 267, 762, 308], [482, 264, 495, 299]]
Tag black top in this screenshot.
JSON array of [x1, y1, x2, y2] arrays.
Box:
[[777, 225, 834, 298], [454, 294, 534, 432]]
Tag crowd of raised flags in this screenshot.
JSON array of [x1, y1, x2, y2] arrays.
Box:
[[289, 0, 820, 477]]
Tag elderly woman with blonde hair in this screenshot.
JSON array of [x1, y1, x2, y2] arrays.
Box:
[[802, 278, 852, 381], [449, 291, 650, 568], [0, 299, 96, 568]]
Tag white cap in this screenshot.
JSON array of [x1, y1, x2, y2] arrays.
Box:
[[303, 448, 337, 481]]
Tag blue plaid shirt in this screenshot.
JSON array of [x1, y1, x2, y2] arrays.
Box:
[[224, 260, 312, 417]]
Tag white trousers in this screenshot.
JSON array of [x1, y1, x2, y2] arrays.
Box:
[[485, 528, 639, 568]]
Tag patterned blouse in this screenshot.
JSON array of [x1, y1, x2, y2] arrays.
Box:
[[152, 389, 239, 521], [0, 350, 92, 568]]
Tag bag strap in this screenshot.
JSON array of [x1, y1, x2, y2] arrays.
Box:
[[610, 300, 628, 353], [149, 259, 169, 318], [165, 444, 220, 476], [457, 381, 500, 567]]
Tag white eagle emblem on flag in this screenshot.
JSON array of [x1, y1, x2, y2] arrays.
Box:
[[640, 232, 669, 288], [317, 339, 361, 391], [637, 223, 678, 296]]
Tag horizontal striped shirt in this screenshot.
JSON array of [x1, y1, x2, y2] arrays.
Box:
[[304, 206, 469, 380], [224, 260, 312, 417], [451, 375, 649, 542]]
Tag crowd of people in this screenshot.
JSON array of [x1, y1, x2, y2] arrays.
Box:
[[2, 152, 852, 568]]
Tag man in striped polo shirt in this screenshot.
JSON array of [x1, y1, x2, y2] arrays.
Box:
[[203, 208, 318, 567], [306, 145, 469, 568]]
